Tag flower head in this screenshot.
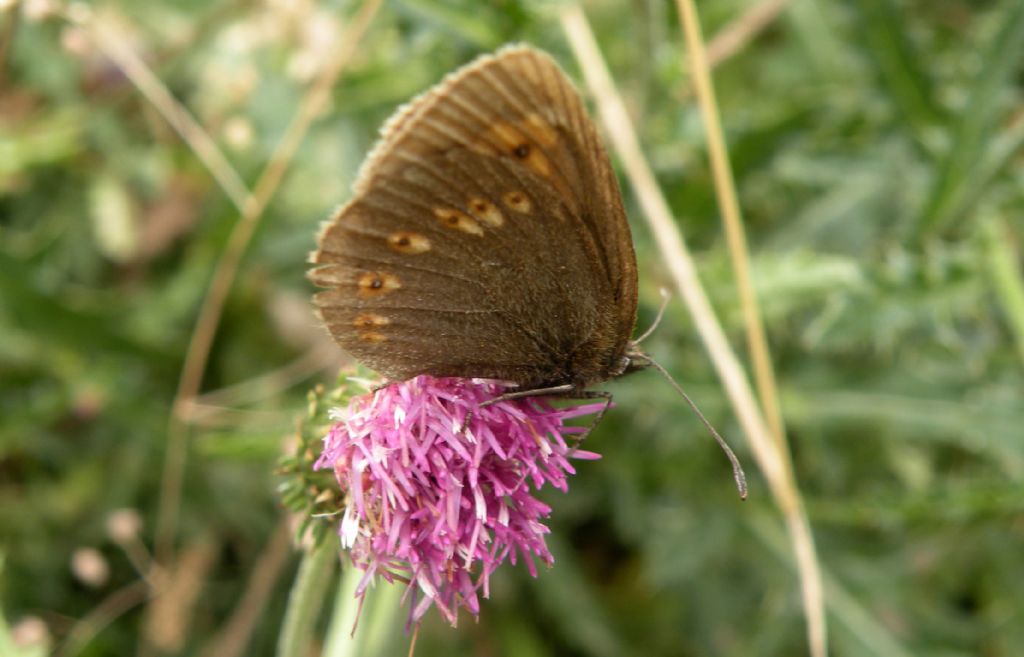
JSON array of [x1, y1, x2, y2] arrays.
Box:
[[315, 375, 603, 626]]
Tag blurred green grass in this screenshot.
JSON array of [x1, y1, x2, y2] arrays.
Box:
[[2, 0, 1023, 655]]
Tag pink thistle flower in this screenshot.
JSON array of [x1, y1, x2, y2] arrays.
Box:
[[315, 375, 603, 627]]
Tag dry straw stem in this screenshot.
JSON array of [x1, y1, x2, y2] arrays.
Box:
[[77, 9, 251, 212], [70, 0, 383, 572], [560, 4, 826, 657], [673, 2, 826, 652], [55, 580, 151, 657], [199, 518, 294, 657], [142, 539, 219, 653], [194, 344, 340, 410], [151, 0, 382, 565], [705, 0, 789, 67], [679, 0, 790, 481]]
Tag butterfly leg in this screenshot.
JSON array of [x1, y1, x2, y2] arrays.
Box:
[[479, 383, 577, 405], [563, 389, 613, 452], [462, 386, 613, 453], [459, 384, 576, 435], [493, 388, 614, 453]]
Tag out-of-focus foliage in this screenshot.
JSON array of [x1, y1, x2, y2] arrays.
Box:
[[2, 0, 1023, 655]]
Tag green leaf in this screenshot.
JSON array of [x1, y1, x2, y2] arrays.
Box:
[[850, 0, 945, 146], [918, 1, 1024, 233]]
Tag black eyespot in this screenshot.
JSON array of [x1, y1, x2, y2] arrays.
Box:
[[370, 278, 383, 289], [397, 236, 410, 246], [513, 144, 530, 158]]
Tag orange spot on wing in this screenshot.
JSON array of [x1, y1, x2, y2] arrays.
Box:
[[467, 197, 504, 227], [502, 191, 532, 214], [353, 313, 390, 328], [474, 118, 555, 178], [434, 208, 483, 235], [357, 271, 401, 298], [387, 231, 431, 254]]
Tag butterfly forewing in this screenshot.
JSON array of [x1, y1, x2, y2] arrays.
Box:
[[311, 45, 638, 388]]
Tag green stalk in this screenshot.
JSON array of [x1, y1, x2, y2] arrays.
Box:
[[276, 540, 338, 657], [323, 565, 404, 657]]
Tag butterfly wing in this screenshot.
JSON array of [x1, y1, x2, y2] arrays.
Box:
[[310, 46, 638, 388]]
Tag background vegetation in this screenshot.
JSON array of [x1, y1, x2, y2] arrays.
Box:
[[2, 0, 1023, 655]]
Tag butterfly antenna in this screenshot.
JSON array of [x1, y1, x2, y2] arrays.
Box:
[[634, 288, 671, 345], [638, 353, 747, 500]]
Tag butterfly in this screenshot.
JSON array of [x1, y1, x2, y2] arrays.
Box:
[[309, 44, 747, 496], [309, 44, 647, 397]]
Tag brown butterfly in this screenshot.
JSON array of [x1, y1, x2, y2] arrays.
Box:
[[310, 45, 645, 395], [309, 44, 746, 495]]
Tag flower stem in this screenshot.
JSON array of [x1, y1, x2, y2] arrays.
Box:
[[323, 564, 404, 657], [276, 540, 338, 657]]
